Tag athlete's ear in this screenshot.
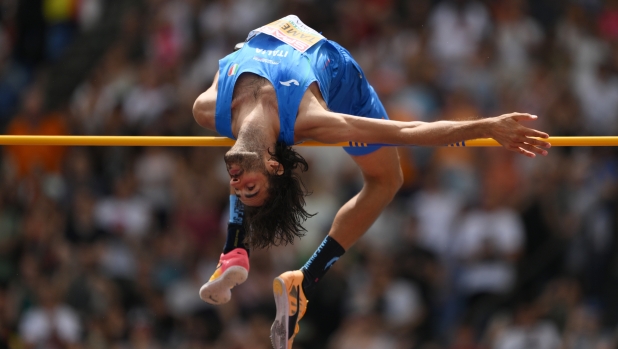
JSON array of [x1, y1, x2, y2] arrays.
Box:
[[267, 159, 284, 175]]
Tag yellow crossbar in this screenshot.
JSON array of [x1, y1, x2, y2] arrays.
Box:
[[0, 135, 616, 147], [449, 137, 618, 147]]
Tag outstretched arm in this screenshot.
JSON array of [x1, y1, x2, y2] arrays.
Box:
[[296, 91, 551, 157]]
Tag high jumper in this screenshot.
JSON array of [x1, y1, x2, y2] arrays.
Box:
[[192, 15, 551, 349]]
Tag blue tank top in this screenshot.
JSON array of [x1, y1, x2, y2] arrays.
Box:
[[215, 27, 338, 145]]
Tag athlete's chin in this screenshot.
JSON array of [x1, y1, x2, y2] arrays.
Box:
[[225, 150, 265, 173], [224, 150, 260, 163]]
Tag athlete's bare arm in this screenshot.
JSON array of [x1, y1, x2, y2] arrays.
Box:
[[193, 71, 219, 132], [295, 85, 551, 158]]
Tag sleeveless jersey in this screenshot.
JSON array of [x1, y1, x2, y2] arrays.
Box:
[[215, 18, 337, 145]]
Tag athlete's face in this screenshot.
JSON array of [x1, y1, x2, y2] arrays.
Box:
[[224, 150, 280, 207]]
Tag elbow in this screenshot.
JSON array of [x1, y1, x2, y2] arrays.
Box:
[[192, 93, 215, 130], [192, 99, 207, 127]]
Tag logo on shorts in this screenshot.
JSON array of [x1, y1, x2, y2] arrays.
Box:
[[279, 79, 299, 87], [228, 63, 239, 76]]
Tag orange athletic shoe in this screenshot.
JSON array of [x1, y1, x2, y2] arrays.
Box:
[[199, 248, 249, 305], [270, 271, 308, 349]]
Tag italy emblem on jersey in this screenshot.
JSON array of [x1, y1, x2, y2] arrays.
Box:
[[228, 64, 239, 76]]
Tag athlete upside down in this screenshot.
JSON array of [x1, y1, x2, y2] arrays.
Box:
[[192, 15, 550, 349]]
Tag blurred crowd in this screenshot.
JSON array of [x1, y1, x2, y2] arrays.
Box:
[[1, 0, 618, 348]]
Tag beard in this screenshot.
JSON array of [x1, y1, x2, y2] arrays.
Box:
[[224, 127, 269, 173], [224, 150, 266, 173]]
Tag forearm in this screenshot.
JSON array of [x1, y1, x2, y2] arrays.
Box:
[[315, 113, 491, 146], [394, 119, 491, 146]]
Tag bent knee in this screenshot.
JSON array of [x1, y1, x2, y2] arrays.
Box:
[[366, 166, 403, 199], [387, 166, 404, 196]]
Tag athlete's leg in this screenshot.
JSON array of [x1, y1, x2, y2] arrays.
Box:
[[199, 194, 250, 304], [272, 40, 402, 348], [301, 147, 402, 295], [317, 41, 402, 250], [270, 147, 402, 348], [328, 147, 402, 247]]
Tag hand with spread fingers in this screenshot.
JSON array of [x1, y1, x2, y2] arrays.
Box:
[[488, 113, 551, 158]]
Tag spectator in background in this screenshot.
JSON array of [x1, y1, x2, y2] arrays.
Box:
[[490, 302, 561, 349], [346, 250, 425, 334], [557, 3, 610, 90], [492, 0, 544, 86], [122, 62, 173, 129], [19, 280, 81, 349], [408, 166, 463, 259], [453, 186, 524, 330], [573, 61, 618, 135], [42, 0, 78, 61], [76, 0, 102, 32], [70, 68, 116, 134], [5, 86, 68, 179], [94, 172, 151, 239], [65, 188, 104, 245], [0, 26, 31, 124], [134, 147, 175, 214], [428, 0, 490, 66]]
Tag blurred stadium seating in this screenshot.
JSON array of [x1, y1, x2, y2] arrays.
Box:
[[0, 0, 617, 348]]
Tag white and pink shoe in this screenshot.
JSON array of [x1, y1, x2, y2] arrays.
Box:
[[199, 248, 249, 305]]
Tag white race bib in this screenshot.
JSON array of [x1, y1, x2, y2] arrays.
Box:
[[248, 15, 325, 53]]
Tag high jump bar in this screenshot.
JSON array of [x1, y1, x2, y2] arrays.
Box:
[[0, 136, 616, 147]]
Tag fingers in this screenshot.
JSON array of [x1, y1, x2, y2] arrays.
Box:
[[516, 142, 548, 156], [510, 113, 537, 122], [506, 141, 548, 158], [509, 114, 550, 139], [525, 129, 549, 139], [517, 135, 551, 148], [507, 144, 536, 158], [514, 122, 550, 140]]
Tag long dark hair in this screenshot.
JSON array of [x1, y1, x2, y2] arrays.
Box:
[[243, 142, 315, 249]]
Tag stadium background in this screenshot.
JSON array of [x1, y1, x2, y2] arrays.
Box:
[[1, 0, 618, 348]]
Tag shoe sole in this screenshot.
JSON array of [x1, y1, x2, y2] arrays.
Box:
[[271, 277, 289, 349], [199, 266, 248, 305]]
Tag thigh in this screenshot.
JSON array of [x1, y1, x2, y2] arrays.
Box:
[[343, 85, 390, 156], [349, 146, 401, 182], [326, 41, 390, 156]]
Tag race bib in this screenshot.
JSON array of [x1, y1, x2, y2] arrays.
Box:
[[249, 15, 325, 53]]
